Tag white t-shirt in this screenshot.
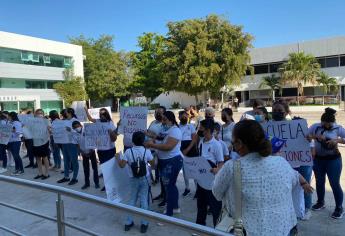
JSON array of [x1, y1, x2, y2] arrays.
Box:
[[148, 120, 163, 137], [122, 146, 153, 178], [220, 122, 235, 150], [179, 123, 196, 141], [219, 139, 230, 158], [199, 137, 224, 165], [95, 119, 117, 151], [8, 121, 23, 143], [22, 126, 33, 139], [65, 117, 79, 144], [33, 118, 51, 147], [157, 125, 182, 160], [73, 128, 92, 154]]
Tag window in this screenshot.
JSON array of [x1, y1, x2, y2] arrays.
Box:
[[21, 52, 30, 61], [21, 51, 39, 62], [317, 58, 325, 68], [340, 55, 345, 67], [325, 57, 339, 68], [25, 81, 45, 89], [47, 81, 57, 89], [43, 55, 51, 64], [269, 63, 283, 73], [254, 64, 269, 74], [64, 57, 71, 67]]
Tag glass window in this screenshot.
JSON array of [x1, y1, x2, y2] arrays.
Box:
[[64, 57, 71, 67], [325, 57, 339, 68], [317, 58, 325, 68], [47, 81, 57, 89], [269, 63, 283, 73], [43, 55, 51, 64], [254, 64, 269, 74], [25, 81, 45, 89], [21, 52, 30, 61], [340, 55, 345, 66]]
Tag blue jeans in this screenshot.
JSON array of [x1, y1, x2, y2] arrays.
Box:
[[51, 137, 61, 168], [294, 166, 312, 209], [126, 177, 150, 226], [8, 141, 23, 172], [313, 157, 343, 208], [0, 144, 7, 168], [61, 144, 79, 180], [160, 155, 183, 216]]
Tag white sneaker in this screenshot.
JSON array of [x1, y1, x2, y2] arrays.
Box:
[[301, 209, 312, 221], [163, 208, 181, 215], [0, 168, 7, 174], [10, 163, 15, 167]]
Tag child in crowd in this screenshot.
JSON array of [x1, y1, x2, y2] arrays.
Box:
[[116, 131, 154, 234]]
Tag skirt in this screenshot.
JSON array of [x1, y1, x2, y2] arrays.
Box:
[[33, 142, 50, 157]]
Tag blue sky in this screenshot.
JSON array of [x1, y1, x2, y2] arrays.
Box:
[[1, 0, 345, 51]]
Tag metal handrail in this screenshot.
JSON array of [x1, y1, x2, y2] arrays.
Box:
[[0, 175, 230, 236]]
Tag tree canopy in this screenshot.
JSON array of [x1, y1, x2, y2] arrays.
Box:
[[54, 76, 87, 107], [70, 35, 131, 102], [160, 15, 253, 97]]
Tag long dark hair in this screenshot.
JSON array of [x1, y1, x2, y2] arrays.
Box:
[[222, 108, 234, 122], [99, 108, 112, 122], [49, 110, 60, 121], [233, 120, 272, 157], [8, 112, 19, 122], [163, 111, 179, 127], [321, 107, 336, 123], [66, 108, 77, 119]]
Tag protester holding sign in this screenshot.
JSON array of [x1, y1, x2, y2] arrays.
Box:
[[49, 110, 62, 170], [308, 108, 345, 219], [145, 111, 183, 217], [117, 131, 155, 234], [32, 109, 51, 180], [7, 112, 24, 175], [213, 120, 313, 236], [57, 108, 79, 185], [85, 107, 118, 191]]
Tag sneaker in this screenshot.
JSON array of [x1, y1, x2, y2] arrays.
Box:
[[101, 186, 106, 192], [331, 207, 344, 219], [301, 209, 312, 221], [0, 168, 7, 174], [312, 202, 325, 211], [11, 170, 19, 176], [18, 170, 24, 175], [41, 175, 50, 180], [57, 178, 70, 184], [34, 175, 43, 180], [25, 164, 34, 169], [140, 224, 148, 233], [68, 179, 78, 185], [182, 189, 191, 197], [153, 194, 163, 201], [163, 208, 181, 215], [81, 184, 90, 190], [124, 222, 134, 231], [158, 201, 166, 208]]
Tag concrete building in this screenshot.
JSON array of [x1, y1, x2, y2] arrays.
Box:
[[0, 31, 84, 113], [236, 36, 345, 106]]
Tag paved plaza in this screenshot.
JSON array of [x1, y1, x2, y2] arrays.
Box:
[[0, 108, 345, 235]]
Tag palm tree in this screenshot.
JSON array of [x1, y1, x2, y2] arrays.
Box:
[[259, 74, 282, 101], [279, 52, 321, 105], [317, 72, 338, 105]]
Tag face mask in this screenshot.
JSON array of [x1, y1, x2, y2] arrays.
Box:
[[272, 112, 285, 121], [221, 116, 228, 123], [197, 130, 204, 138], [155, 113, 162, 121], [75, 127, 82, 133], [254, 115, 264, 123], [180, 118, 188, 125]]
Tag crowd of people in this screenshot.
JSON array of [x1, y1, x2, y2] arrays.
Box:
[[0, 100, 344, 235]]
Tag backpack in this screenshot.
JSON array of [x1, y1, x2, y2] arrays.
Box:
[[130, 148, 147, 178]]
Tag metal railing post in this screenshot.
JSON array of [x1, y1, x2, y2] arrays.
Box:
[[56, 193, 65, 236]]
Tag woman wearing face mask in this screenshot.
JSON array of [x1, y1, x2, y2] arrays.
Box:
[[213, 120, 313, 236], [308, 108, 345, 219], [85, 107, 118, 191], [179, 110, 198, 197], [220, 108, 235, 152], [271, 100, 292, 122], [145, 111, 183, 216], [57, 108, 80, 185], [32, 109, 51, 180], [254, 106, 269, 124], [7, 112, 24, 175]]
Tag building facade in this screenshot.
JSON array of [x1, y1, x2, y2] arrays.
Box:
[[0, 31, 84, 113], [235, 36, 345, 106]]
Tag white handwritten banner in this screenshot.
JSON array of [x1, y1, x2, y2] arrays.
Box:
[[84, 123, 111, 149], [18, 114, 34, 125], [88, 107, 111, 120], [262, 119, 312, 167], [183, 156, 214, 190], [118, 107, 148, 147], [71, 101, 87, 122], [25, 118, 50, 140], [51, 120, 70, 144], [0, 124, 13, 145], [101, 157, 131, 203]]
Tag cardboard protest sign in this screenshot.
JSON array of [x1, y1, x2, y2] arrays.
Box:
[[25, 118, 50, 140], [18, 114, 34, 125], [118, 107, 148, 147], [0, 124, 13, 145], [100, 157, 131, 203], [262, 119, 312, 167], [84, 122, 112, 149], [88, 107, 111, 120], [51, 120, 70, 144], [183, 156, 215, 190], [71, 101, 87, 122]]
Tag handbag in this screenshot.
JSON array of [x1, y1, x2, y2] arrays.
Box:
[[215, 160, 245, 236]]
